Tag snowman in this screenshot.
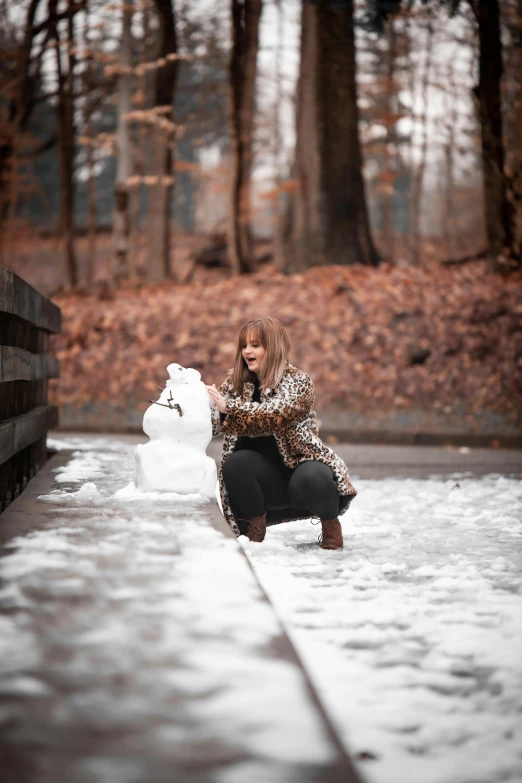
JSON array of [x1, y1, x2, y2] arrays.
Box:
[[133, 363, 217, 498]]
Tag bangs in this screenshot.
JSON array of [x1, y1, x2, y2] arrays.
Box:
[[239, 323, 263, 345], [246, 327, 262, 344]]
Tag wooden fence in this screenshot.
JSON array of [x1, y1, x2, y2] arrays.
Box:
[[0, 266, 61, 511]]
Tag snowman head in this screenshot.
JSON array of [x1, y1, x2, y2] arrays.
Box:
[[167, 363, 202, 386]]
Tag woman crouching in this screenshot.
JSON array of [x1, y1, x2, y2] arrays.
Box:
[[206, 316, 357, 549]]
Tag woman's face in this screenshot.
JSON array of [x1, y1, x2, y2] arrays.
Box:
[[241, 332, 266, 375]]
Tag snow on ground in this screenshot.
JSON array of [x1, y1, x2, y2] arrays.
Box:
[[47, 434, 135, 453], [3, 436, 521, 782], [46, 436, 221, 506], [241, 474, 522, 783], [0, 438, 339, 782]]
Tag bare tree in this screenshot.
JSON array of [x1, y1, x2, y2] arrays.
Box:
[[409, 11, 433, 265], [272, 0, 285, 271], [0, 0, 48, 240], [83, 0, 96, 289], [112, 2, 133, 286], [473, 0, 519, 269], [381, 16, 397, 257], [285, 0, 378, 271], [129, 0, 152, 279], [228, 0, 262, 275], [510, 0, 522, 252], [52, 0, 79, 288], [441, 58, 459, 257], [147, 0, 179, 282]]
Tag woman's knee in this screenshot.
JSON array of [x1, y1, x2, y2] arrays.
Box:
[[288, 460, 337, 507], [222, 449, 263, 485], [290, 460, 335, 492]]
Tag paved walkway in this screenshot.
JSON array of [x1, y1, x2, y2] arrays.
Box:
[[242, 467, 522, 783], [0, 443, 359, 783], [2, 435, 521, 783]]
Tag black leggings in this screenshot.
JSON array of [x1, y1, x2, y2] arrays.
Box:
[[222, 449, 341, 521]]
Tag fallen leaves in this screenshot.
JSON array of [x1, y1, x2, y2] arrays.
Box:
[[48, 260, 522, 425]]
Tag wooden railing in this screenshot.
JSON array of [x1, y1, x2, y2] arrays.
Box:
[[0, 266, 61, 511]]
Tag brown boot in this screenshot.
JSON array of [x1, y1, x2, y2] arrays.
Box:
[[243, 511, 267, 543], [318, 517, 343, 550]]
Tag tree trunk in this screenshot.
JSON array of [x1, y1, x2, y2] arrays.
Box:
[[409, 11, 432, 266], [272, 0, 285, 271], [147, 0, 179, 283], [228, 0, 262, 275], [509, 0, 522, 254], [83, 1, 96, 290], [129, 0, 151, 280], [443, 60, 457, 258], [53, 0, 78, 288], [381, 16, 396, 259], [0, 0, 42, 246], [285, 0, 378, 271], [112, 3, 133, 287], [474, 0, 519, 269], [443, 139, 455, 257]]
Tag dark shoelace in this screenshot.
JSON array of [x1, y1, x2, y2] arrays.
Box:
[[314, 518, 339, 546], [247, 521, 265, 538]]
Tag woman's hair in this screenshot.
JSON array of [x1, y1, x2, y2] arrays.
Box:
[[231, 316, 290, 395]]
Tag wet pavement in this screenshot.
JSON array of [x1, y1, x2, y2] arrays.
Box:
[[0, 443, 359, 783]]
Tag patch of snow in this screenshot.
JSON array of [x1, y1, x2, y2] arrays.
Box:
[[214, 760, 303, 783], [0, 677, 50, 697], [242, 474, 522, 783], [113, 480, 208, 504], [47, 435, 129, 452]]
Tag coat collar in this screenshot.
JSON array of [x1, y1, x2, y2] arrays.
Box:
[[243, 381, 255, 401], [243, 379, 273, 401]]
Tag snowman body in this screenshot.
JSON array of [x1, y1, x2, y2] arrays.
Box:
[[134, 363, 217, 497]]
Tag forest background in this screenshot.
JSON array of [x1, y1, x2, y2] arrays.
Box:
[[1, 0, 521, 444]]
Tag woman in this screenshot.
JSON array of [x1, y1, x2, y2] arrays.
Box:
[[206, 317, 357, 549]]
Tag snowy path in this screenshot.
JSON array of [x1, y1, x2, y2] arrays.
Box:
[[242, 473, 522, 783], [1, 435, 521, 783], [0, 439, 355, 783]]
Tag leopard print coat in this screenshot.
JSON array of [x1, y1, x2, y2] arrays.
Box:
[[211, 362, 357, 537]]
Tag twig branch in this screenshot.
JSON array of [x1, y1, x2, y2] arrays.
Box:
[[148, 389, 183, 415]]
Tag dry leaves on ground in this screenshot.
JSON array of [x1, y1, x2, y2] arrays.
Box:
[[49, 260, 522, 423]]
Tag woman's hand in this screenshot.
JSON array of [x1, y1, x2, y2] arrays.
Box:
[[206, 384, 227, 414]]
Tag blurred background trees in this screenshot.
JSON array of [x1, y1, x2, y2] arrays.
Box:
[[282, 0, 378, 271], [1, 0, 521, 290], [228, 0, 262, 274]]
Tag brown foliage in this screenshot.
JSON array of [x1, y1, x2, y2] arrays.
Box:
[[49, 262, 522, 422]]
